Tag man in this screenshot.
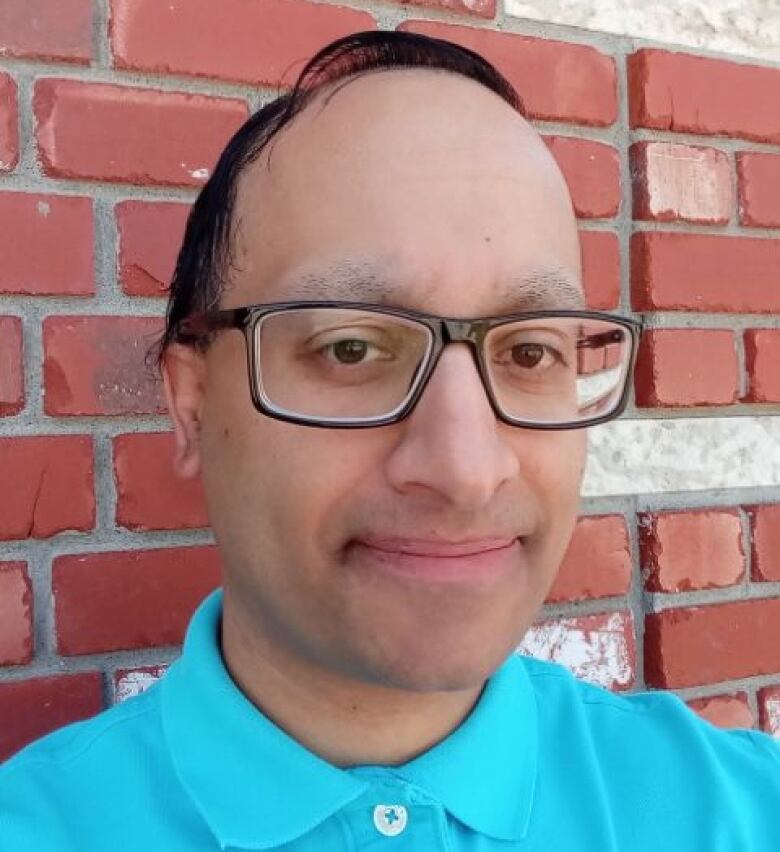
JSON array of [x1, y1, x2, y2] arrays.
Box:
[[1, 30, 778, 851]]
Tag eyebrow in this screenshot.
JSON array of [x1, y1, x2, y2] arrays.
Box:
[[281, 258, 587, 312]]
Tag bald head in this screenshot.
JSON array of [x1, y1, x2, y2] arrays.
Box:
[[228, 68, 582, 316]]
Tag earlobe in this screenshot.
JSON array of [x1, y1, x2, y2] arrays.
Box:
[[162, 344, 207, 479]]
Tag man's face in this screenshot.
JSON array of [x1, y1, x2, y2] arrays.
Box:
[[177, 69, 587, 692]]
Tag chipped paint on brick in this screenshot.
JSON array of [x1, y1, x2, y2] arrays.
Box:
[[113, 664, 168, 703], [518, 611, 634, 690]]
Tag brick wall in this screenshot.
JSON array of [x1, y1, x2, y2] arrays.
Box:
[[1, 0, 779, 761]]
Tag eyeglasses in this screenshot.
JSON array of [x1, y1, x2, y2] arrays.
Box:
[[175, 301, 643, 430]]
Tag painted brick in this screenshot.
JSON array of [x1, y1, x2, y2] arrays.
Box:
[[0, 562, 33, 665], [112, 0, 375, 85], [519, 610, 635, 691], [631, 232, 780, 313], [0, 316, 23, 416], [0, 72, 19, 172], [645, 599, 780, 689], [53, 546, 222, 655], [546, 515, 631, 603], [114, 432, 209, 531], [639, 509, 744, 592], [629, 49, 780, 144], [113, 664, 169, 704], [634, 329, 738, 408], [0, 673, 102, 762], [399, 21, 617, 126], [744, 329, 780, 403], [34, 79, 248, 187], [116, 201, 190, 297], [43, 316, 166, 416], [758, 686, 780, 737], [545, 136, 620, 219], [747, 504, 780, 583], [580, 230, 620, 310], [631, 141, 732, 225], [0, 0, 92, 63], [389, 0, 495, 16], [687, 693, 754, 730], [0, 192, 93, 295], [738, 153, 780, 228], [0, 436, 94, 541]]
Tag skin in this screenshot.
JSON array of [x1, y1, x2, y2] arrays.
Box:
[[164, 68, 587, 767]]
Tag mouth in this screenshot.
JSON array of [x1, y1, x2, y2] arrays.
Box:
[[347, 536, 525, 584]]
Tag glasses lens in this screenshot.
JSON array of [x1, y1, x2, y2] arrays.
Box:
[[255, 308, 433, 421], [484, 317, 632, 424]]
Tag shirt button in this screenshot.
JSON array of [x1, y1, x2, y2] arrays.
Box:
[[373, 804, 408, 837]]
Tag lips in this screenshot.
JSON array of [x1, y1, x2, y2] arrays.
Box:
[[359, 537, 516, 557], [348, 536, 524, 583]]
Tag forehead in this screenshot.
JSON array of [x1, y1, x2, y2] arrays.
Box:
[[229, 69, 582, 313]]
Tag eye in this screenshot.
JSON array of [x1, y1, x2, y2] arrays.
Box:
[[328, 339, 371, 364], [510, 343, 547, 369], [507, 342, 562, 370]]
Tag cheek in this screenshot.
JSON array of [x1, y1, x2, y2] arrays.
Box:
[[521, 429, 586, 500], [200, 389, 386, 563], [516, 429, 586, 558]]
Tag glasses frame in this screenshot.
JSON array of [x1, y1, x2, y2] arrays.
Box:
[[175, 301, 644, 430]]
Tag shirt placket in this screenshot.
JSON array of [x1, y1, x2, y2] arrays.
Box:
[[338, 778, 450, 852]]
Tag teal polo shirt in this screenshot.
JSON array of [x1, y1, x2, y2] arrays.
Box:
[[2, 588, 779, 850]]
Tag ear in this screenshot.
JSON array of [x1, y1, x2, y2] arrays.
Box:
[[162, 344, 207, 479]]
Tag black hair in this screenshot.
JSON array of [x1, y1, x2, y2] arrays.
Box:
[[155, 29, 525, 366]]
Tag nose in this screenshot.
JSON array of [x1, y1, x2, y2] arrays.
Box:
[[384, 342, 520, 510]]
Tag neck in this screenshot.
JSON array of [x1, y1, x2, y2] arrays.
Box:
[[220, 593, 484, 767]]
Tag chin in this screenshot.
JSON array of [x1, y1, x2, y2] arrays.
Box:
[[353, 636, 516, 694]]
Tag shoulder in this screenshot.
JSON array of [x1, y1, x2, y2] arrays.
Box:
[[518, 652, 780, 789], [0, 685, 168, 850]]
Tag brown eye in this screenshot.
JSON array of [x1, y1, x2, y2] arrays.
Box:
[[511, 343, 545, 368], [332, 339, 368, 364]]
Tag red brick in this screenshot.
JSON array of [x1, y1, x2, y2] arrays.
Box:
[[0, 0, 92, 63], [111, 0, 375, 86], [580, 230, 620, 310], [113, 664, 168, 704], [399, 21, 617, 127], [0, 316, 23, 416], [545, 136, 620, 219], [634, 329, 738, 408], [744, 329, 780, 403], [738, 153, 780, 228], [639, 509, 744, 592], [758, 686, 780, 737], [687, 693, 754, 730], [390, 0, 494, 16], [631, 142, 732, 225], [519, 610, 635, 691], [0, 192, 93, 296], [631, 232, 780, 314], [629, 49, 780, 144], [547, 515, 631, 603], [645, 599, 780, 689], [43, 316, 166, 416], [53, 547, 222, 655], [116, 201, 190, 297], [114, 432, 209, 531], [0, 673, 102, 762], [0, 562, 32, 665], [0, 436, 94, 541], [747, 504, 780, 582], [35, 79, 248, 187], [0, 73, 18, 172]]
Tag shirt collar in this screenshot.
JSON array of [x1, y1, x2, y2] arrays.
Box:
[[161, 588, 538, 849]]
